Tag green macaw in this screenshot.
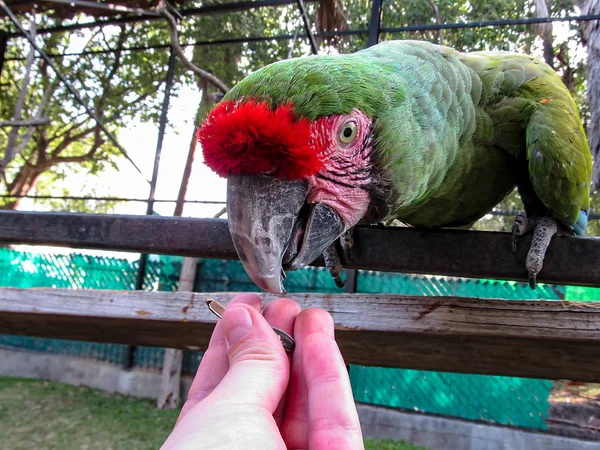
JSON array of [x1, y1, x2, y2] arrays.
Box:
[[198, 40, 592, 293]]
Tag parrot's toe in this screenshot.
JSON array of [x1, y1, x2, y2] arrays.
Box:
[[333, 275, 346, 289], [524, 216, 558, 290], [340, 229, 354, 261], [511, 214, 537, 252], [511, 224, 519, 252], [324, 243, 346, 289]]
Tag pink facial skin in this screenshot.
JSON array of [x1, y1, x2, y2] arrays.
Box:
[[307, 109, 374, 230]]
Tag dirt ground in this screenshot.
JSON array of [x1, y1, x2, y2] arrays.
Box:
[[548, 381, 600, 441]]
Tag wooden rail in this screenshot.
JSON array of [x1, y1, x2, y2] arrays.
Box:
[[0, 211, 599, 286], [1, 288, 599, 381]]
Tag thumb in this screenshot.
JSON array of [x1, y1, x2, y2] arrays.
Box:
[[207, 303, 290, 413]]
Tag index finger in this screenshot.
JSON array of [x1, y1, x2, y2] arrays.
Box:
[[302, 332, 364, 450]]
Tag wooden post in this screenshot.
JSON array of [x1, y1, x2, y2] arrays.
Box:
[[157, 256, 197, 409], [157, 77, 224, 409]]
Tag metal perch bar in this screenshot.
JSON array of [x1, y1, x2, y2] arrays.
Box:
[[0, 211, 598, 286]]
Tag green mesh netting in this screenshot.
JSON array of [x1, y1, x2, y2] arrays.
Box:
[[0, 249, 182, 366], [563, 285, 600, 301], [350, 367, 552, 429], [353, 270, 566, 430], [0, 247, 596, 429]]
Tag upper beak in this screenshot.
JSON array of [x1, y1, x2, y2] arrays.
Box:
[[227, 175, 345, 294]]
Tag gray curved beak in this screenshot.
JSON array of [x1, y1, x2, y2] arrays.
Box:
[[227, 175, 345, 294]]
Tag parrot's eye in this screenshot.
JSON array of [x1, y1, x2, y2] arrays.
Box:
[[338, 121, 358, 144]]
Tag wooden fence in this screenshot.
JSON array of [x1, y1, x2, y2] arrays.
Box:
[[0, 211, 599, 383]]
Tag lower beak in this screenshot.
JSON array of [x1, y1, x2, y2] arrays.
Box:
[[227, 175, 345, 294]]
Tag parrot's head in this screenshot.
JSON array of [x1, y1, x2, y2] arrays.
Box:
[[198, 55, 399, 293]]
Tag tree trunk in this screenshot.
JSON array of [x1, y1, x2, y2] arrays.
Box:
[[580, 0, 600, 189], [426, 0, 444, 45], [1, 163, 47, 210], [533, 0, 555, 67]]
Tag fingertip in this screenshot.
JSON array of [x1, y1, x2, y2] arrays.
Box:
[[263, 298, 301, 333], [222, 305, 254, 348], [213, 303, 290, 414], [294, 308, 335, 339], [264, 298, 301, 316], [228, 292, 262, 311], [302, 332, 363, 449]]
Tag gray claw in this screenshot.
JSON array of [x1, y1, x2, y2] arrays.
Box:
[[528, 272, 537, 290], [324, 242, 345, 289], [511, 214, 532, 253], [511, 223, 519, 252]]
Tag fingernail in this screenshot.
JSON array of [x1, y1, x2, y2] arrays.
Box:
[[225, 306, 253, 347]]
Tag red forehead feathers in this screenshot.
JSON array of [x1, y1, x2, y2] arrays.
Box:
[[198, 100, 325, 179]]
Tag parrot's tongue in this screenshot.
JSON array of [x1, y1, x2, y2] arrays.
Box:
[[227, 175, 345, 294]]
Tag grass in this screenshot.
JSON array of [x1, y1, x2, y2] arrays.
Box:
[[0, 377, 426, 450]]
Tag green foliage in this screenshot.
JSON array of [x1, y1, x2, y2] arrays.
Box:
[[0, 0, 591, 217], [0, 20, 179, 211], [186, 3, 309, 101]]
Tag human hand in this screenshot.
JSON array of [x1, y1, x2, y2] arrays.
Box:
[[161, 293, 364, 450]]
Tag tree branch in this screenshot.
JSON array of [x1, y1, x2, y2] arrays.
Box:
[[426, 0, 444, 45], [96, 26, 128, 112], [10, 73, 58, 164], [0, 118, 49, 127], [47, 119, 87, 145], [51, 127, 97, 158], [48, 131, 102, 166], [158, 2, 229, 93], [533, 0, 554, 67], [2, 22, 37, 176]]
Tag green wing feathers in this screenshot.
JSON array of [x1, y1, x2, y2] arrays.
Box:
[[524, 71, 591, 227], [462, 51, 591, 229]]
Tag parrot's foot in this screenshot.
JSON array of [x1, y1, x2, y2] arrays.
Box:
[[324, 243, 345, 288], [323, 230, 354, 289], [526, 216, 558, 290], [340, 229, 354, 260], [510, 214, 539, 252]]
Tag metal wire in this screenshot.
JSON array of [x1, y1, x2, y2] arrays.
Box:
[[4, 193, 600, 221], [0, 194, 225, 204], [3, 31, 367, 62], [4, 0, 321, 37], [381, 13, 600, 34], [4, 13, 600, 62], [35, 0, 161, 16]]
